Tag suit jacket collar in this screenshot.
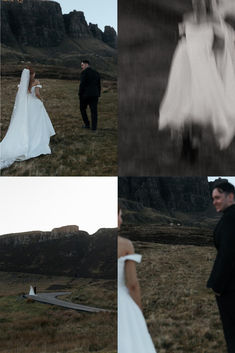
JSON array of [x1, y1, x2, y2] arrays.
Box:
[[223, 204, 235, 214]]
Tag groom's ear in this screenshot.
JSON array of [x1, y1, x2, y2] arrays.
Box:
[[227, 192, 234, 203]]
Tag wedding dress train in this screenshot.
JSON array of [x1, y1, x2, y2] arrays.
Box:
[[159, 20, 235, 149], [0, 69, 55, 170], [118, 254, 157, 353]]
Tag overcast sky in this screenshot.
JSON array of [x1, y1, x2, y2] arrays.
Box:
[[207, 176, 235, 185], [0, 176, 233, 236], [53, 0, 117, 31], [0, 177, 117, 236]]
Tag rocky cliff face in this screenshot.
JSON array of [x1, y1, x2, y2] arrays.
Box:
[[103, 26, 117, 49], [1, 0, 117, 48], [63, 11, 91, 39], [1, 0, 65, 47], [0, 227, 117, 279], [119, 177, 212, 214], [89, 23, 103, 41], [51, 225, 79, 236], [118, 177, 224, 244], [1, 0, 117, 77]]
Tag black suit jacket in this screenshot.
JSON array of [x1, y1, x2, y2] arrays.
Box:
[[207, 204, 235, 294], [79, 67, 101, 98]]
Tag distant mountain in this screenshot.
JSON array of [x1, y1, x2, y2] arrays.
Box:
[[0, 226, 117, 279], [1, 0, 117, 78], [119, 177, 228, 228], [118, 177, 231, 246]]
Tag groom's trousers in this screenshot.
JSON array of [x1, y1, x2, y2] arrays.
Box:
[[80, 96, 98, 130], [216, 293, 235, 353]]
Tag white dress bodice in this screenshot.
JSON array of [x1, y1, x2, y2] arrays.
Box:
[[30, 84, 42, 98], [185, 22, 214, 49], [118, 254, 142, 290], [159, 19, 235, 149], [118, 253, 157, 353]]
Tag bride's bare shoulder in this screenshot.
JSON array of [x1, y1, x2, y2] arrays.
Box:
[[118, 236, 134, 255], [33, 79, 40, 86]]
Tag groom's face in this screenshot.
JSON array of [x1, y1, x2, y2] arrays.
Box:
[[212, 188, 233, 212], [81, 62, 89, 71]]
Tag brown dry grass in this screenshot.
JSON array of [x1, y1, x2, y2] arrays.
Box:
[[0, 272, 117, 353], [1, 77, 117, 176], [133, 241, 226, 353]]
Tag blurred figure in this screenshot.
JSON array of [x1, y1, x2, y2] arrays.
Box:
[[118, 207, 157, 353], [159, 0, 235, 163], [207, 181, 235, 353]]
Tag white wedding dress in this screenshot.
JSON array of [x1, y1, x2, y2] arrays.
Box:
[[118, 254, 157, 353], [0, 69, 55, 170], [159, 19, 235, 149]]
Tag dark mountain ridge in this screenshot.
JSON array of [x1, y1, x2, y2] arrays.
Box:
[[1, 0, 117, 78], [0, 227, 117, 279], [119, 177, 225, 219], [118, 177, 227, 245]]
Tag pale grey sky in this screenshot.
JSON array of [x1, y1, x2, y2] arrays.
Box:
[[0, 177, 117, 236], [53, 0, 117, 31], [208, 176, 235, 186]]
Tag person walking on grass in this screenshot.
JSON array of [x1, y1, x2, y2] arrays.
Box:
[[78, 60, 101, 131], [0, 67, 55, 170], [207, 181, 235, 353]]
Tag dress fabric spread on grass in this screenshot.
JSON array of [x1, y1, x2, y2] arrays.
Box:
[[0, 69, 55, 170], [159, 20, 235, 150], [118, 254, 157, 353]]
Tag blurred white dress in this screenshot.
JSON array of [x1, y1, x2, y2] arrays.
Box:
[[0, 69, 55, 170], [118, 254, 157, 353], [159, 20, 235, 149]]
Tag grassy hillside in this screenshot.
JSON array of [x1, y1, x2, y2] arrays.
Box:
[[0, 271, 117, 353], [120, 224, 214, 246], [133, 240, 226, 353], [1, 76, 117, 176], [119, 201, 218, 228], [1, 41, 117, 80]]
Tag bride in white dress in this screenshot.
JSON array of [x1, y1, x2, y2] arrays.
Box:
[[118, 208, 157, 353], [0, 68, 55, 170], [159, 0, 235, 153]]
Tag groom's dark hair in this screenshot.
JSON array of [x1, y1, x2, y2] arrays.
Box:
[[81, 60, 90, 65], [213, 181, 235, 198]]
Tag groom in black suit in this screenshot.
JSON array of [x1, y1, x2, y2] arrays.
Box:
[[78, 60, 101, 131], [207, 181, 235, 353]]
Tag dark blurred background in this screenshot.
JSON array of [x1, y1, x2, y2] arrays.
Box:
[[118, 0, 235, 176]]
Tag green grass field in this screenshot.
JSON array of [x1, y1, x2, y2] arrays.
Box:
[[0, 272, 117, 353], [1, 77, 117, 176]]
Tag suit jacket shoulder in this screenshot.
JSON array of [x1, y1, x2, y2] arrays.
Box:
[[79, 67, 101, 98], [207, 205, 235, 294]]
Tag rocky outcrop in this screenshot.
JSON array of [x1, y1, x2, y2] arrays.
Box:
[[1, 0, 117, 77], [0, 227, 117, 279], [103, 26, 117, 49], [1, 0, 117, 48], [1, 0, 65, 47], [89, 23, 103, 41], [119, 177, 212, 214], [51, 225, 79, 236], [63, 11, 91, 38], [118, 177, 228, 244]]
